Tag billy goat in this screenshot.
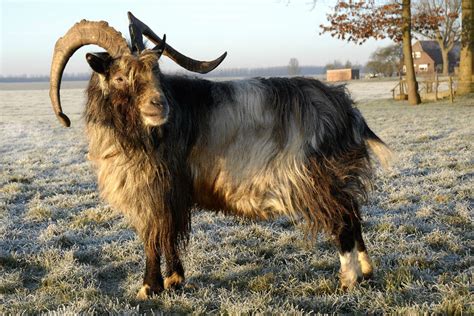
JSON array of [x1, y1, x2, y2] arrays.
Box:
[[49, 13, 391, 299]]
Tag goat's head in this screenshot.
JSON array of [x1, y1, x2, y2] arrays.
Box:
[[49, 15, 226, 127], [86, 46, 169, 128]]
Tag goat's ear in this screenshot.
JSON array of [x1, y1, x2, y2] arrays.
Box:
[[86, 52, 112, 74]]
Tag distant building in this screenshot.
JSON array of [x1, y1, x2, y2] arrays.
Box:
[[405, 40, 460, 74], [326, 68, 360, 82]]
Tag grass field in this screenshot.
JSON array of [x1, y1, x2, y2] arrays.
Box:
[[0, 82, 472, 314]]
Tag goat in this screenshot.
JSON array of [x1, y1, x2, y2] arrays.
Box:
[[49, 13, 391, 299]]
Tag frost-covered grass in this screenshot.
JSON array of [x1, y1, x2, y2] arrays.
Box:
[[0, 83, 473, 314]]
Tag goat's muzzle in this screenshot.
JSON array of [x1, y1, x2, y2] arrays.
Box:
[[141, 96, 169, 127]]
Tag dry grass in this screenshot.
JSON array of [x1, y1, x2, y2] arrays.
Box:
[[0, 82, 472, 314]]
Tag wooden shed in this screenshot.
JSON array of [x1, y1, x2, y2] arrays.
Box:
[[326, 68, 360, 82]]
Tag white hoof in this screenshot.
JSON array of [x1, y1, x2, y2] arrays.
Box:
[[136, 284, 151, 300], [339, 249, 362, 290]]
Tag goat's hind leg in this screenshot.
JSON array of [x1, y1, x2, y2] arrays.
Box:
[[354, 219, 374, 279], [335, 213, 363, 290]]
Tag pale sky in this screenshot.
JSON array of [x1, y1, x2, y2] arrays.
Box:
[[0, 0, 393, 76]]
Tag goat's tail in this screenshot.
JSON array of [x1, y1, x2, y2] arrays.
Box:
[[363, 123, 393, 169]]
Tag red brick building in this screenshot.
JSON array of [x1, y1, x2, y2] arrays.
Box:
[[405, 40, 460, 74]]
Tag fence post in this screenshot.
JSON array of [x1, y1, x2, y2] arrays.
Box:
[[449, 76, 454, 103], [434, 74, 438, 101]]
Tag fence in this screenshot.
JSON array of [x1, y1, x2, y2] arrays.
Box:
[[391, 76, 456, 103]]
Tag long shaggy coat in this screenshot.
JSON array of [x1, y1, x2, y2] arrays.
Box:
[[85, 68, 380, 258]]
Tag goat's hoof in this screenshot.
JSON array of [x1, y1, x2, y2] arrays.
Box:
[[340, 279, 362, 291], [164, 272, 185, 290], [339, 271, 361, 291], [362, 270, 374, 280], [136, 284, 152, 300], [136, 284, 163, 300], [358, 251, 374, 280]]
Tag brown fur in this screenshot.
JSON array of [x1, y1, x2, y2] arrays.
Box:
[[85, 52, 190, 260], [80, 49, 388, 295]]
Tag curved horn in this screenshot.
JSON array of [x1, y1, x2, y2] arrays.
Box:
[[49, 20, 130, 127], [128, 12, 227, 74], [152, 34, 167, 59]]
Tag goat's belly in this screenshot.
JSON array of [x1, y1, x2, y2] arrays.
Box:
[[191, 79, 314, 217], [192, 155, 311, 220]]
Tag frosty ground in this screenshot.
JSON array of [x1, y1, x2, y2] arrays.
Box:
[[0, 81, 472, 314]]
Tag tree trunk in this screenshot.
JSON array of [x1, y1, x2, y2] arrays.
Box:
[[402, 0, 421, 105], [440, 45, 450, 76], [458, 0, 473, 95]]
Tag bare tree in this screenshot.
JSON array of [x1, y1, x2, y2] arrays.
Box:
[[415, 0, 461, 75], [458, 0, 473, 94], [325, 59, 359, 70], [288, 58, 301, 76], [367, 45, 403, 76], [402, 0, 422, 104], [325, 60, 344, 70]]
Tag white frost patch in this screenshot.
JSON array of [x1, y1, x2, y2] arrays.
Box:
[[0, 82, 472, 314]]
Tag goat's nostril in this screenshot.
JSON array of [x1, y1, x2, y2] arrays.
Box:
[[151, 97, 161, 106]]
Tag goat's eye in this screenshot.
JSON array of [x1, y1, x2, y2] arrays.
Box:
[[114, 76, 125, 84]]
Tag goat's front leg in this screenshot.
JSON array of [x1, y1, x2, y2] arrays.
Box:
[[164, 247, 185, 290], [137, 244, 164, 300]]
